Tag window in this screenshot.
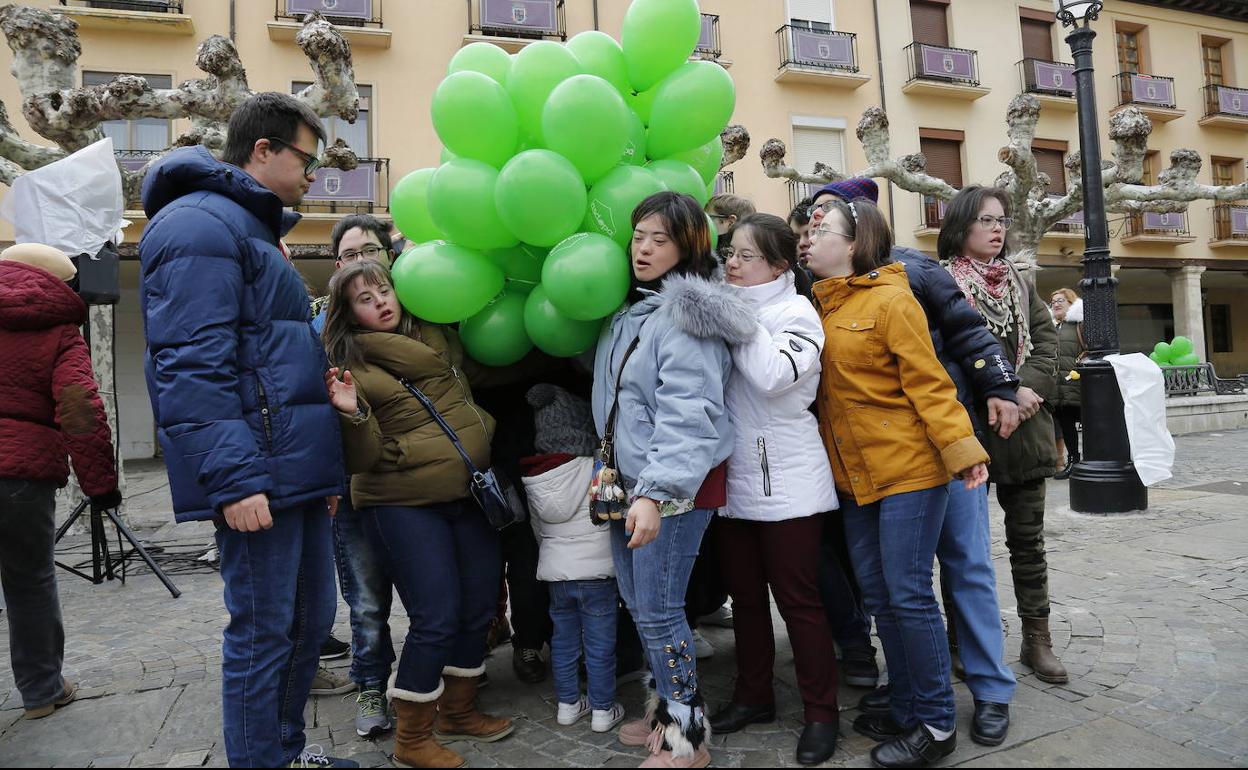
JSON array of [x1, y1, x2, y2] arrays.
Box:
[[1142, 150, 1159, 185], [1034, 142, 1067, 195], [1209, 304, 1232, 354], [1203, 38, 1227, 87], [1020, 16, 1054, 61], [789, 0, 832, 31], [791, 125, 846, 177], [1212, 157, 1237, 189], [919, 132, 963, 188], [910, 0, 949, 47], [1116, 27, 1141, 74], [293, 83, 372, 156], [82, 71, 173, 152]]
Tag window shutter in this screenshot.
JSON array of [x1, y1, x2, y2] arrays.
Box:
[[789, 0, 832, 25], [919, 137, 962, 188], [1021, 19, 1054, 61], [792, 127, 846, 177], [1034, 148, 1067, 194], [910, 1, 949, 47]]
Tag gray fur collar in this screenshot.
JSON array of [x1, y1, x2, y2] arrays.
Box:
[[648, 272, 755, 346]]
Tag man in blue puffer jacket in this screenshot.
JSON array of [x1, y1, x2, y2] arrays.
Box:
[[139, 93, 353, 769]]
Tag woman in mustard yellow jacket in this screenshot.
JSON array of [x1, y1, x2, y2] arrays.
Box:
[[806, 196, 988, 769]]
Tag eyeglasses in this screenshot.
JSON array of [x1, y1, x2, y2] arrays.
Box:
[[708, 214, 732, 222], [339, 244, 387, 263], [812, 224, 852, 240], [976, 215, 1014, 231], [266, 136, 322, 176], [718, 248, 765, 264], [807, 200, 836, 219]]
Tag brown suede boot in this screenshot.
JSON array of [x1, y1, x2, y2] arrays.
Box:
[[1020, 616, 1069, 684], [390, 686, 464, 768], [434, 671, 515, 743]]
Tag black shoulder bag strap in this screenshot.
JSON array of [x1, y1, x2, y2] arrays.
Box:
[[599, 333, 644, 467], [397, 377, 479, 474]]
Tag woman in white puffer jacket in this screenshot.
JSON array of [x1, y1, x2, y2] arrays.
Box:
[[709, 213, 843, 766]]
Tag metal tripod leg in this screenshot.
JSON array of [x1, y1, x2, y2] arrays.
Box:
[[103, 507, 181, 599]]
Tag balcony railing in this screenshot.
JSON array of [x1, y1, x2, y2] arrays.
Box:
[[1126, 210, 1189, 238], [788, 180, 819, 211], [1047, 197, 1085, 234], [114, 150, 165, 206], [1019, 58, 1076, 98], [294, 158, 390, 215], [777, 26, 859, 73], [921, 195, 948, 229], [1117, 72, 1177, 110], [468, 0, 566, 42], [276, 0, 383, 28], [715, 170, 734, 195], [1213, 204, 1248, 241], [696, 13, 721, 60], [906, 42, 980, 87], [60, 0, 183, 11], [1203, 83, 1248, 119]]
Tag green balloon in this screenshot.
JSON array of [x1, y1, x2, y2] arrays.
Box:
[[629, 87, 657, 126], [667, 137, 724, 184], [485, 243, 548, 294], [459, 291, 533, 367], [428, 158, 518, 251], [1153, 341, 1173, 361], [621, 110, 647, 166], [584, 165, 668, 247], [1149, 351, 1166, 367], [621, 0, 701, 92], [431, 71, 518, 169], [524, 284, 604, 357], [1172, 352, 1201, 366], [648, 159, 709, 206], [706, 213, 719, 252], [439, 146, 456, 163], [390, 168, 444, 244], [647, 61, 736, 159], [542, 233, 631, 321], [542, 75, 631, 184], [1170, 336, 1194, 358], [448, 42, 512, 86], [496, 150, 588, 247], [566, 30, 630, 96], [506, 41, 582, 145], [391, 241, 504, 324]]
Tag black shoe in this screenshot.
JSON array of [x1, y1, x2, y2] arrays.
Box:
[[319, 635, 350, 661], [842, 646, 881, 688], [971, 701, 1009, 746], [796, 721, 839, 765], [1054, 458, 1076, 480], [708, 702, 776, 734], [512, 646, 547, 684], [853, 712, 906, 743], [871, 724, 956, 768], [858, 686, 892, 717]]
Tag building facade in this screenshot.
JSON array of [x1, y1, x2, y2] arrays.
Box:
[[1, 0, 1246, 459]]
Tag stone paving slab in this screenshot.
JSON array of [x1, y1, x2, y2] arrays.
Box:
[[956, 716, 1231, 768]]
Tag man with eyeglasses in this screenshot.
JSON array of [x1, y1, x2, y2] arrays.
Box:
[[139, 93, 358, 768], [311, 215, 395, 334]]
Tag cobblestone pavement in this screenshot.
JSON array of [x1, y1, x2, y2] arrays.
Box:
[[2, 430, 1247, 768]]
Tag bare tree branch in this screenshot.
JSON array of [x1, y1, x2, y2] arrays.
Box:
[[720, 124, 749, 169], [0, 97, 64, 169]]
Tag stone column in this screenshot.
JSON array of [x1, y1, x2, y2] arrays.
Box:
[[1168, 265, 1207, 360]]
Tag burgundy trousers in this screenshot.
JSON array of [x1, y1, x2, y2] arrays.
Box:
[[716, 513, 839, 723]]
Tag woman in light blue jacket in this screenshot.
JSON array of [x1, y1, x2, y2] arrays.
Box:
[[593, 192, 753, 768]]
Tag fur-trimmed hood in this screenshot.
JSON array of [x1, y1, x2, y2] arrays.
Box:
[[633, 272, 756, 346], [1064, 298, 1083, 324]]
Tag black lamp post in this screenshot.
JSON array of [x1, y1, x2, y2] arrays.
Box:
[[1054, 0, 1148, 513]]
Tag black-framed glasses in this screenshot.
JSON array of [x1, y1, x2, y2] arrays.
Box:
[[339, 244, 388, 263], [807, 200, 836, 219], [976, 215, 1015, 231], [266, 136, 322, 176]]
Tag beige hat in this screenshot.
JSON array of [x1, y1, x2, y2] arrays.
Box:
[[0, 243, 77, 281]]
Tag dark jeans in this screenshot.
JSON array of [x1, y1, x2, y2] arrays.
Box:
[[717, 514, 840, 722], [685, 515, 728, 626], [362, 500, 501, 693], [500, 517, 551, 649], [818, 509, 875, 653], [216, 500, 337, 768], [999, 479, 1051, 619], [1055, 405, 1081, 462], [549, 579, 619, 710], [0, 479, 65, 710], [331, 492, 395, 688]]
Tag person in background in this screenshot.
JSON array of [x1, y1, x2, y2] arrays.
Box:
[[0, 244, 121, 722], [710, 214, 841, 766], [787, 196, 814, 268], [1049, 288, 1085, 480], [311, 215, 395, 335], [705, 194, 756, 238]]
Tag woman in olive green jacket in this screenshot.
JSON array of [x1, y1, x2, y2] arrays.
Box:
[[1050, 288, 1085, 479]]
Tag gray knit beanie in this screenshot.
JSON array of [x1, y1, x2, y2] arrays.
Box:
[[526, 384, 598, 456]]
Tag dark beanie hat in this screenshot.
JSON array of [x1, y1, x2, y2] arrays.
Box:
[[526, 383, 598, 457], [814, 178, 880, 205]]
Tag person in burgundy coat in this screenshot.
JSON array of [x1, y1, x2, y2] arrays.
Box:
[[0, 243, 120, 721]]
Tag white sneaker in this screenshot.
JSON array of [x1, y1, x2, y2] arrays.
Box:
[[591, 702, 627, 733], [699, 603, 734, 629], [691, 629, 714, 660], [557, 696, 591, 726]]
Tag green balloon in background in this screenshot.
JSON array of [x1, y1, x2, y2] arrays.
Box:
[[706, 178, 717, 201], [1170, 336, 1194, 358], [1153, 341, 1173, 361], [566, 30, 630, 96], [647, 61, 737, 159], [706, 213, 719, 252], [506, 41, 582, 145], [583, 165, 668, 247], [648, 159, 709, 206], [428, 158, 518, 251], [524, 285, 604, 357], [1172, 352, 1201, 366], [447, 42, 512, 86], [390, 168, 444, 245], [432, 71, 519, 169], [439, 146, 456, 164], [496, 150, 588, 248], [629, 87, 657, 126], [621, 0, 701, 92], [621, 110, 647, 167], [542, 233, 631, 321], [459, 291, 533, 367], [542, 74, 631, 184], [1149, 351, 1167, 367], [391, 241, 504, 324], [485, 243, 548, 294], [668, 137, 725, 184]]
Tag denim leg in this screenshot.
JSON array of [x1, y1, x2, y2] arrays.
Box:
[[445, 500, 502, 673], [819, 510, 874, 652], [548, 582, 583, 705], [579, 580, 620, 711], [0, 480, 64, 710], [332, 494, 394, 688], [937, 482, 1016, 704]]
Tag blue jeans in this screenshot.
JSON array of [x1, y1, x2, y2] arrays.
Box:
[[611, 508, 712, 706], [331, 492, 395, 689], [937, 481, 1016, 704], [818, 510, 875, 653], [216, 500, 336, 768], [549, 579, 619, 710], [361, 500, 501, 693], [842, 487, 955, 733]]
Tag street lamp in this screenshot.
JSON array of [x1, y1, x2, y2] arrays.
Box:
[[1054, 0, 1149, 513]]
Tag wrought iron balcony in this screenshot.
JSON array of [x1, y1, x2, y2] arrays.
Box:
[[1213, 204, 1248, 241], [906, 42, 980, 87], [921, 194, 947, 229], [1124, 210, 1191, 240], [1047, 198, 1085, 235], [115, 150, 165, 207], [715, 170, 734, 195], [468, 0, 566, 43], [1203, 83, 1248, 122], [60, 0, 183, 12], [695, 13, 721, 60], [1116, 72, 1177, 110], [788, 180, 819, 211], [1019, 58, 1076, 98], [777, 26, 859, 73], [293, 158, 391, 215], [276, 0, 383, 28]]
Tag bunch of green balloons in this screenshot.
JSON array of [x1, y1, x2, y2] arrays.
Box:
[[387, 0, 735, 366], [1149, 336, 1200, 367]]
